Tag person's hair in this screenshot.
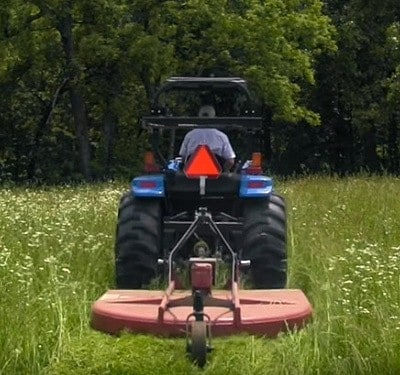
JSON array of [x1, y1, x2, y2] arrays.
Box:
[[198, 105, 216, 118]]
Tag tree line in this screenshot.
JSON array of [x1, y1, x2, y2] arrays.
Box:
[[0, 0, 399, 182]]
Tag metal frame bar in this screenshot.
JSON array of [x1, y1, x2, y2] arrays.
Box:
[[164, 220, 242, 232], [167, 208, 238, 283], [142, 116, 263, 130]]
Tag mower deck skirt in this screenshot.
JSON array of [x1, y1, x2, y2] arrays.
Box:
[[91, 289, 312, 337]]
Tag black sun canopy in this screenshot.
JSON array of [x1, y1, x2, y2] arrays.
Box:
[[142, 77, 262, 130]]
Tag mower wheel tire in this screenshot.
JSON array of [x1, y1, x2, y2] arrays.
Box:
[[190, 321, 207, 368], [242, 193, 287, 289], [115, 192, 162, 289]]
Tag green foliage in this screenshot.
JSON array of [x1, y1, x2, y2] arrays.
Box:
[[4, 0, 399, 179], [0, 0, 336, 182], [310, 0, 400, 173], [160, 0, 336, 124]]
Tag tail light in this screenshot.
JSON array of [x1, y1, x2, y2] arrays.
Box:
[[247, 180, 266, 189], [246, 152, 263, 174], [137, 180, 157, 189], [144, 151, 160, 173], [252, 152, 262, 167]]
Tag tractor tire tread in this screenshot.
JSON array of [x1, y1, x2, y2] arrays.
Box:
[[242, 193, 287, 289], [115, 193, 162, 289]]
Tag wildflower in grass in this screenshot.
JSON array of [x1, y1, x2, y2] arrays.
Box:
[[0, 179, 396, 374], [44, 256, 57, 264], [342, 280, 353, 285], [330, 240, 399, 318]]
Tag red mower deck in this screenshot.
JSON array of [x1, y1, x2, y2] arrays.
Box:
[[91, 285, 312, 337]]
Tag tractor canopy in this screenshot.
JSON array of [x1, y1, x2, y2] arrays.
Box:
[[142, 77, 263, 130]]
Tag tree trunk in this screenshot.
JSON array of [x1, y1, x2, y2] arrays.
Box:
[[102, 73, 122, 178], [69, 88, 92, 180], [388, 114, 399, 173], [103, 107, 117, 177], [363, 125, 380, 171], [332, 114, 354, 174], [57, 11, 92, 180], [27, 78, 68, 180]]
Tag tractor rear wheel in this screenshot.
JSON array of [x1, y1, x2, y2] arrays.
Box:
[[242, 193, 287, 289], [115, 192, 162, 289]]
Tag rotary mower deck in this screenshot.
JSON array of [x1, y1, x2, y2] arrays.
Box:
[[91, 287, 312, 367], [91, 208, 312, 367]]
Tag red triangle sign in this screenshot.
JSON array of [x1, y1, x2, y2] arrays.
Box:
[[184, 145, 222, 179]]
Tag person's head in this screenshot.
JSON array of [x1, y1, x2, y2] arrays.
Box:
[[198, 105, 216, 118]]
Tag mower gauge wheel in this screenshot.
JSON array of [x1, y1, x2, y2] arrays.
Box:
[[190, 321, 207, 368]]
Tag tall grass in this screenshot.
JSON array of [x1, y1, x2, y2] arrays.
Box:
[[0, 176, 399, 374]]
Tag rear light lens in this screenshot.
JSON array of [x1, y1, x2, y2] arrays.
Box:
[[247, 180, 266, 189], [246, 166, 263, 175], [138, 181, 157, 189], [144, 151, 160, 173], [144, 151, 155, 165], [251, 152, 262, 167], [245, 152, 263, 174]]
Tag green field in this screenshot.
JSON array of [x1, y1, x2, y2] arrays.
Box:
[[0, 176, 399, 374]]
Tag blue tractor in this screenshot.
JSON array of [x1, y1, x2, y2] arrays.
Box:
[[114, 77, 287, 290]]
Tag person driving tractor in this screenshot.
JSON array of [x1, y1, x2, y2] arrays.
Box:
[[179, 105, 236, 171]]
